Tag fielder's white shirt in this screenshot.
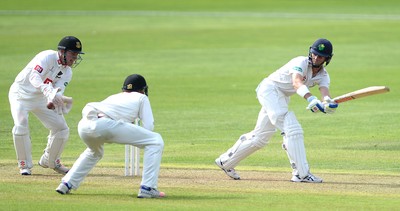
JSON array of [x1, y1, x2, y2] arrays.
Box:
[[87, 92, 155, 131], [11, 50, 72, 99], [267, 56, 330, 96]]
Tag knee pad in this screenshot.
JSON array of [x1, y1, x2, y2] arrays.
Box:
[[12, 125, 29, 136], [284, 112, 303, 137]]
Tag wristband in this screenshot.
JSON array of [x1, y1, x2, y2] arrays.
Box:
[[296, 85, 310, 98]]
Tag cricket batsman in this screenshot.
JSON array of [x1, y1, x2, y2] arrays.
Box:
[[8, 36, 84, 175], [215, 38, 338, 182]]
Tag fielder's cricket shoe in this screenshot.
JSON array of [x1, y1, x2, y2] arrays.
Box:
[[38, 154, 69, 175], [56, 182, 72, 194], [137, 185, 165, 198], [20, 168, 32, 175], [215, 158, 241, 180], [291, 173, 323, 183]]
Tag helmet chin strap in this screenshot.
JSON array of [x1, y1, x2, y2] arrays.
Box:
[[63, 51, 67, 65]]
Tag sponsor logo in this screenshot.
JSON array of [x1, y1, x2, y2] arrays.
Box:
[[293, 66, 303, 73], [56, 71, 63, 78], [34, 65, 43, 73], [43, 78, 53, 84], [64, 82, 69, 87]]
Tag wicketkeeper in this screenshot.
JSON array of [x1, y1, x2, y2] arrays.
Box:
[[215, 38, 338, 182], [8, 36, 84, 175], [56, 74, 165, 198]]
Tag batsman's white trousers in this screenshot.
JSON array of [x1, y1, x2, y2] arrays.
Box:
[[62, 105, 164, 190], [219, 78, 311, 178]]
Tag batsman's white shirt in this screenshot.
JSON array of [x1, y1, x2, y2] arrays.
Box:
[[62, 91, 164, 190], [10, 50, 72, 99], [266, 56, 330, 95]]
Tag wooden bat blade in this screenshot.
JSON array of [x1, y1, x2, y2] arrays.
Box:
[[333, 86, 390, 104]]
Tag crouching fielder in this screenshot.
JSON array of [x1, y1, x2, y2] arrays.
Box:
[[215, 38, 339, 182], [56, 74, 165, 198]]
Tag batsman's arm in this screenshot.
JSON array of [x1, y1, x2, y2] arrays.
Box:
[[292, 73, 311, 99]]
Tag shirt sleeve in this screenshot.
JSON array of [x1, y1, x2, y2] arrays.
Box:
[[139, 96, 155, 131], [288, 57, 308, 76], [28, 56, 48, 89]]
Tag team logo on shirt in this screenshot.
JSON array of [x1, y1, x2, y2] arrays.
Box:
[[34, 65, 43, 73], [293, 66, 303, 73], [43, 78, 53, 84], [56, 71, 63, 78]]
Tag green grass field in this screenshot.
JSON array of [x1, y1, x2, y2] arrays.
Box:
[[1, 0, 399, 210]]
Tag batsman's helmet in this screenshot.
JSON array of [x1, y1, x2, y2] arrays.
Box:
[[309, 38, 333, 66], [58, 36, 84, 54], [122, 74, 149, 96]]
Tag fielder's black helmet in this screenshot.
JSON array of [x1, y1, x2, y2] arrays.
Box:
[[122, 74, 149, 96], [58, 36, 84, 54], [309, 38, 333, 66]]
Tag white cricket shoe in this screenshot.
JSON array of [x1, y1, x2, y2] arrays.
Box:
[[20, 168, 32, 175], [56, 182, 72, 194], [291, 173, 323, 183], [137, 185, 165, 198], [215, 158, 241, 180], [38, 154, 69, 175]]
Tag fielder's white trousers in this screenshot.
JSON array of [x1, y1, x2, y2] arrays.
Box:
[[62, 105, 164, 190]]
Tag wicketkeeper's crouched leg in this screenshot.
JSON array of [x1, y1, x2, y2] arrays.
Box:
[[38, 128, 70, 174]]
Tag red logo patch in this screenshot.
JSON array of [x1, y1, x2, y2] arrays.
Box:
[[43, 78, 53, 84], [34, 65, 43, 73]]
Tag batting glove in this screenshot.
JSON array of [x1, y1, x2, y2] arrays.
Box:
[[306, 96, 325, 113], [42, 84, 63, 106], [322, 96, 338, 114]]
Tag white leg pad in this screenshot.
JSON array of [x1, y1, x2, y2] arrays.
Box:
[[219, 131, 273, 170], [43, 128, 69, 168], [283, 112, 309, 178], [282, 134, 298, 176], [12, 126, 33, 169]]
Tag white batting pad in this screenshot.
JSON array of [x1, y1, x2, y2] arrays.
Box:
[[283, 112, 309, 178], [219, 132, 270, 170]]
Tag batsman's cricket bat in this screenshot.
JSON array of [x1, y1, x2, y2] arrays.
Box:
[[333, 86, 390, 104]]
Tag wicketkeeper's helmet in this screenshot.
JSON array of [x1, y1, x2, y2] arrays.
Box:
[[58, 36, 84, 54], [122, 74, 149, 96], [309, 38, 333, 66]]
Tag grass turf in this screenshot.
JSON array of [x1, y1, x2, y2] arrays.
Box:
[[0, 0, 399, 210]]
